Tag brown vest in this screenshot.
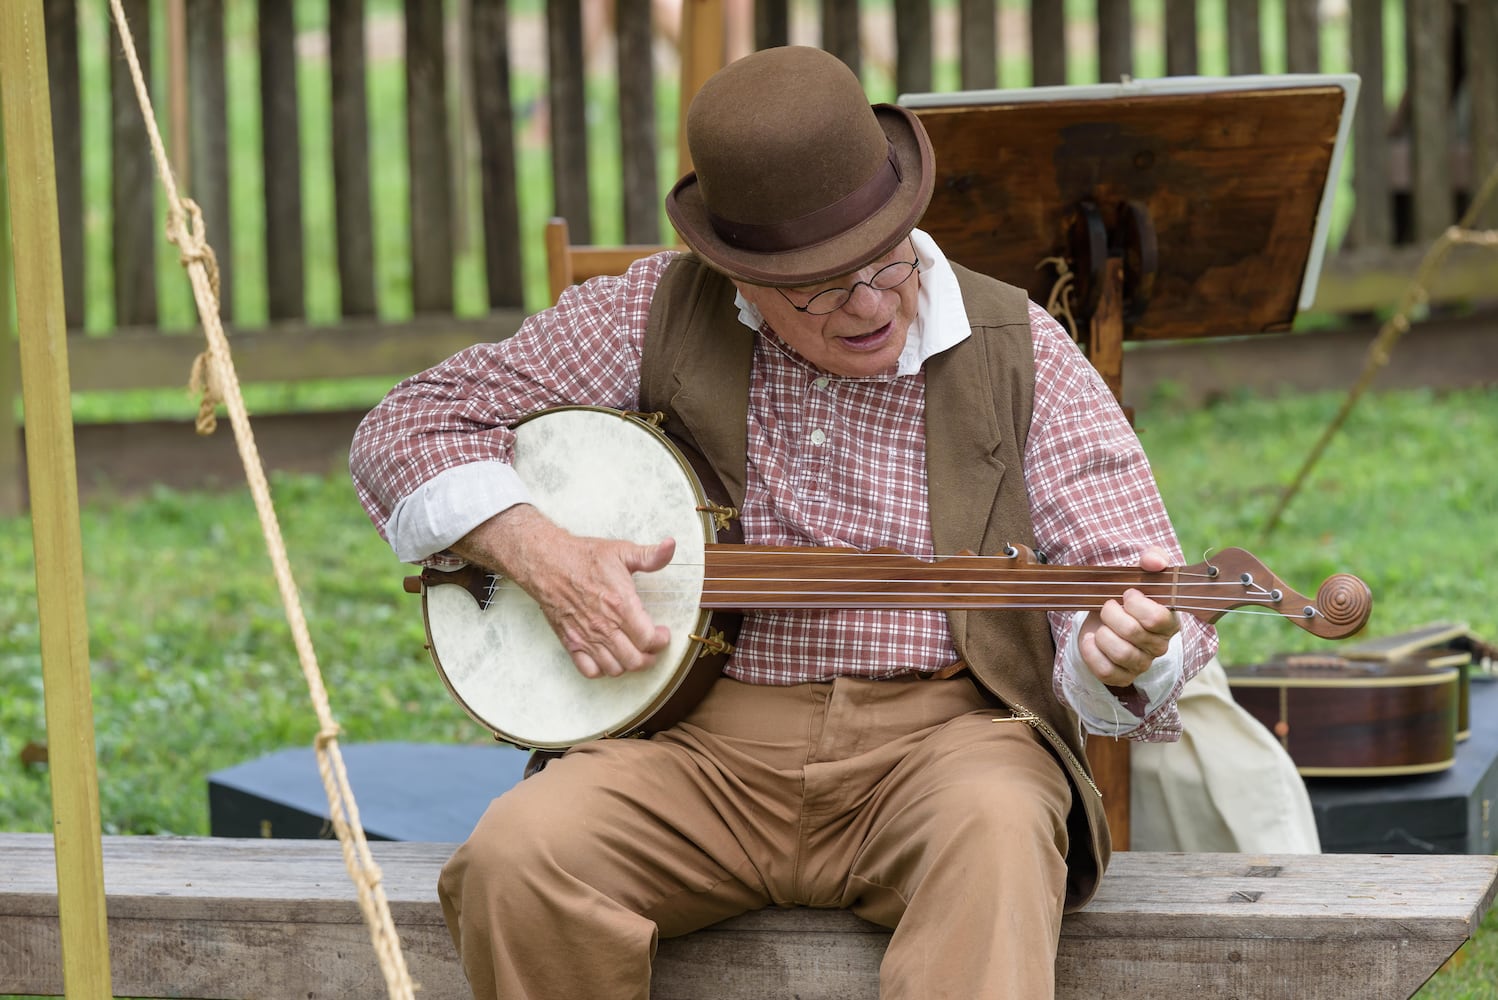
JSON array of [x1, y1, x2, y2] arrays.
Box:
[[640, 254, 1109, 908]]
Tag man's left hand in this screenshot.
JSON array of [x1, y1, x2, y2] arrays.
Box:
[[1077, 545, 1180, 688]]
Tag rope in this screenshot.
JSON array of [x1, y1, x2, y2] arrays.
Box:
[[1261, 161, 1498, 539], [1035, 254, 1081, 338], [106, 4, 417, 997]]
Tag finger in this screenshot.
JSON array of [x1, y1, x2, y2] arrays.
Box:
[[1137, 545, 1171, 573], [1115, 591, 1178, 650], [558, 605, 639, 677], [1079, 628, 1136, 687], [628, 537, 677, 573], [568, 644, 603, 680], [1087, 622, 1152, 681]]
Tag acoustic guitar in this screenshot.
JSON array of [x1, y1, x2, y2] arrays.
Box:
[[1226, 654, 1461, 776], [407, 407, 1373, 751], [1340, 622, 1498, 742]]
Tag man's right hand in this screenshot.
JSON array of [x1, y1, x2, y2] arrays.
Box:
[[452, 505, 675, 679]]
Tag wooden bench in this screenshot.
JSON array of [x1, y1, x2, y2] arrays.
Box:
[[2, 833, 1494, 999]]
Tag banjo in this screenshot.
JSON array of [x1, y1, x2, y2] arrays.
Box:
[[406, 406, 1373, 750]]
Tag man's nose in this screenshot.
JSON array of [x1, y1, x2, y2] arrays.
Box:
[[841, 279, 883, 314]]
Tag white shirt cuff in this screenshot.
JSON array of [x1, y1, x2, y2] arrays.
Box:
[[1059, 610, 1185, 737], [382, 461, 533, 563]]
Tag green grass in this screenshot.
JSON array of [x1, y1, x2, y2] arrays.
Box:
[[1, 384, 1496, 994]]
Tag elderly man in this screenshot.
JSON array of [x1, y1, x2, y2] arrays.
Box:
[[352, 45, 1215, 1000]]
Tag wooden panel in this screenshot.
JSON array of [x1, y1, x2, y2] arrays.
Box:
[[547, 0, 590, 243], [1163, 0, 1198, 76], [64, 314, 527, 392], [44, 0, 83, 329], [1312, 243, 1497, 312], [1407, 0, 1453, 242], [1226, 0, 1261, 74], [822, 0, 861, 79], [617, 0, 660, 243], [1, 836, 1493, 1000], [1348, 0, 1392, 248], [1030, 0, 1067, 87], [1097, 0, 1133, 83], [405, 0, 454, 314], [1472, 0, 1498, 227], [894, 0, 933, 98], [914, 87, 1347, 340], [258, 0, 305, 321], [1284, 0, 1320, 73], [754, 0, 789, 49], [471, 0, 523, 309], [329, 0, 376, 317], [186, 0, 234, 322], [110, 0, 158, 327], [958, 0, 997, 91]]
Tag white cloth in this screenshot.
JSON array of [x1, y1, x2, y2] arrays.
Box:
[[1130, 656, 1321, 853]]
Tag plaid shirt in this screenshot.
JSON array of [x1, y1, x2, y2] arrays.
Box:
[[352, 244, 1214, 740]]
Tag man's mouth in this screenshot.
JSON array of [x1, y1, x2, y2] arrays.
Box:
[[840, 321, 892, 349]]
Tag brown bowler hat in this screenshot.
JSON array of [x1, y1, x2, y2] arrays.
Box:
[[665, 46, 935, 287]]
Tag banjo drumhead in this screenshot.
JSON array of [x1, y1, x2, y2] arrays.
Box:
[[423, 408, 712, 748]]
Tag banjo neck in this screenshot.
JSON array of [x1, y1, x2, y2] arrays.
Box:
[[700, 543, 1371, 640]]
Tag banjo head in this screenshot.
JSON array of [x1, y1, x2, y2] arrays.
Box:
[[422, 407, 714, 749]]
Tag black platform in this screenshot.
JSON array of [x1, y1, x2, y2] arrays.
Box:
[[1306, 676, 1498, 854], [208, 741, 531, 841], [213, 685, 1498, 854]]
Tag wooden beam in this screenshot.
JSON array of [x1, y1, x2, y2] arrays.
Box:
[[1310, 244, 1498, 314], [63, 313, 525, 393], [0, 3, 111, 996], [2, 835, 1494, 999]]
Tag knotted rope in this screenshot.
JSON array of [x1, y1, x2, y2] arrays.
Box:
[[107, 3, 416, 996]]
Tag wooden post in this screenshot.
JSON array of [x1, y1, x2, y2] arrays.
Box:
[[1084, 257, 1130, 850], [0, 106, 23, 517], [0, 2, 112, 997], [676, 0, 724, 179]]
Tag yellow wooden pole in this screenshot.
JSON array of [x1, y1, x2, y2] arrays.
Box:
[[0, 92, 24, 517], [0, 2, 114, 998]]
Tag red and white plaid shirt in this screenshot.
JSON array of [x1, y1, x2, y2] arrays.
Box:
[[352, 236, 1214, 739]]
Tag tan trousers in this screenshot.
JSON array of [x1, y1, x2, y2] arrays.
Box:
[[439, 675, 1072, 999]]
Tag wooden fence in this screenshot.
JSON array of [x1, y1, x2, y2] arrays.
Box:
[[4, 0, 1497, 503]]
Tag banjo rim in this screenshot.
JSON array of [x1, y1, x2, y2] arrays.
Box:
[[419, 406, 722, 750]]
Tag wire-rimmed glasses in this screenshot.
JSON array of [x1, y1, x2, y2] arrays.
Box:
[[775, 254, 921, 316]]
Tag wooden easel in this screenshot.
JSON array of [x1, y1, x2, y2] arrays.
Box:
[[905, 74, 1358, 847]]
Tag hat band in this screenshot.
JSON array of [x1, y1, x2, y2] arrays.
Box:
[[706, 141, 902, 254]]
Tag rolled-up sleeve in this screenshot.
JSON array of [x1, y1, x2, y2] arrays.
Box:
[[1023, 304, 1217, 741], [350, 252, 675, 563]]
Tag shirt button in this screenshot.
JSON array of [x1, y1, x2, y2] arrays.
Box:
[[813, 377, 829, 389], [810, 429, 827, 446]]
